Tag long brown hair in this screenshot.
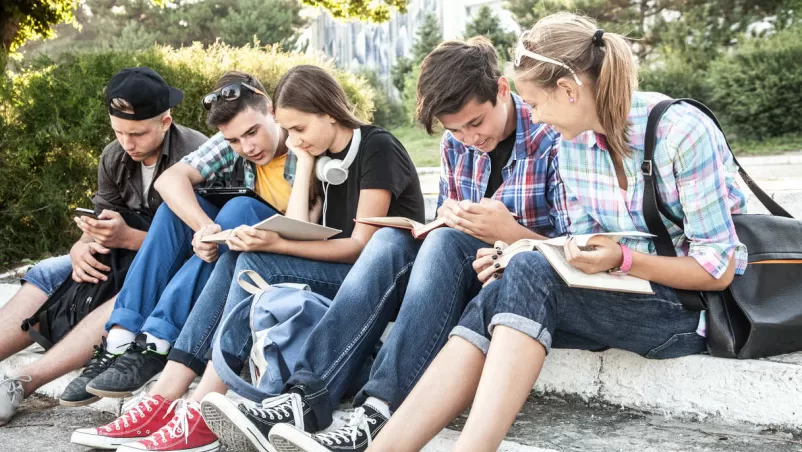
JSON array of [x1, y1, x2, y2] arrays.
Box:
[[273, 65, 365, 129], [515, 12, 637, 157]]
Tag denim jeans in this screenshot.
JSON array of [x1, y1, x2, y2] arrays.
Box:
[[22, 255, 73, 296], [106, 195, 277, 343], [285, 227, 488, 429], [169, 250, 353, 376], [451, 251, 706, 359]]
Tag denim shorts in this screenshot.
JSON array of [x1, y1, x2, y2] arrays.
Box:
[[21, 255, 72, 296], [450, 251, 706, 360]]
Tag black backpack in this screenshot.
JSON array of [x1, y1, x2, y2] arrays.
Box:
[[20, 210, 152, 350]]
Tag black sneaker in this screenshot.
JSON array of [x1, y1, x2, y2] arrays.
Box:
[[201, 391, 319, 452], [269, 404, 387, 452], [85, 334, 166, 398], [60, 338, 119, 406]]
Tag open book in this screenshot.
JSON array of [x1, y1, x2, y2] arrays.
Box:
[[355, 217, 447, 239], [200, 215, 341, 244], [498, 232, 655, 294]]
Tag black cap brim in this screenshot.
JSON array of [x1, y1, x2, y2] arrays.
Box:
[[168, 87, 184, 108]]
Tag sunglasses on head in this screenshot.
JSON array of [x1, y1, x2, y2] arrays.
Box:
[[514, 38, 583, 86], [202, 82, 267, 110]]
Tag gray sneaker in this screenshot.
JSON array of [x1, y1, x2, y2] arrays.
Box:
[[0, 375, 30, 427]]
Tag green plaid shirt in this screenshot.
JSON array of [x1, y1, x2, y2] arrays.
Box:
[[180, 132, 297, 187]]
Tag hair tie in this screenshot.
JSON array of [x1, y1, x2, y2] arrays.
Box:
[[592, 29, 605, 47]]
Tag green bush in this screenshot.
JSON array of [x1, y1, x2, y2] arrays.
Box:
[[707, 26, 802, 140], [355, 68, 406, 129], [638, 57, 712, 105], [0, 43, 374, 266]]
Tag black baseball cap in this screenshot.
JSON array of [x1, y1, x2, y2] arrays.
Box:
[[105, 67, 184, 120]]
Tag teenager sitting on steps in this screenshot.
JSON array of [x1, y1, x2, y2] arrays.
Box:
[[0, 67, 206, 427], [72, 65, 425, 452], [201, 37, 570, 452]]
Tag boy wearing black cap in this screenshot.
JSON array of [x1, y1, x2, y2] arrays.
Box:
[[0, 67, 206, 427], [64, 71, 296, 442]]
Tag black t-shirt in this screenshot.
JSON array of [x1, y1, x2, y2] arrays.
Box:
[[322, 125, 425, 238], [484, 127, 516, 198]]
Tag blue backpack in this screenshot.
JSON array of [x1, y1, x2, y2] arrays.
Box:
[[212, 270, 331, 402]]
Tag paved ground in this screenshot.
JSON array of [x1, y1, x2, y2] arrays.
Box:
[[1, 393, 800, 452]]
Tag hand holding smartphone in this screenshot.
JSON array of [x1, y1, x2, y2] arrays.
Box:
[[75, 207, 99, 220]]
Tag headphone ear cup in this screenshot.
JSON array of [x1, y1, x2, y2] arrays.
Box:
[[316, 156, 332, 182], [316, 156, 349, 185]]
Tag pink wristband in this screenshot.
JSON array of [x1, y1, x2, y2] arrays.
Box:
[[618, 244, 633, 273]]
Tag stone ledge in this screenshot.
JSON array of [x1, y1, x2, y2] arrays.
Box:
[[536, 349, 802, 430]]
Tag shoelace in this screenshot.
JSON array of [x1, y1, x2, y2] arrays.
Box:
[[107, 394, 159, 431], [246, 393, 301, 421], [154, 399, 201, 444], [83, 342, 117, 377], [1, 376, 31, 404], [113, 341, 158, 374], [316, 407, 376, 446]]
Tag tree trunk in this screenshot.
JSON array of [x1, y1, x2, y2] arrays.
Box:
[[0, 7, 21, 69]]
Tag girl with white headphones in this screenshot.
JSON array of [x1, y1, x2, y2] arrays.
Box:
[[224, 65, 426, 261]]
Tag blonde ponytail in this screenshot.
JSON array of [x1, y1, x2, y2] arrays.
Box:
[[595, 32, 638, 157], [514, 12, 638, 157]]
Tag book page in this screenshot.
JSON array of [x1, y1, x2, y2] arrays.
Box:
[[355, 217, 423, 230], [200, 215, 341, 243], [254, 215, 341, 241], [536, 244, 653, 294]]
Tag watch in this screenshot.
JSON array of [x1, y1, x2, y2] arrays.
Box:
[[608, 243, 632, 275]]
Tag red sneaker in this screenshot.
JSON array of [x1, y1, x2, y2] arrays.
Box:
[[117, 399, 220, 452], [71, 394, 174, 449]]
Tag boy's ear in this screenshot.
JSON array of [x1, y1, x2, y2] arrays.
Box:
[[497, 77, 511, 100]]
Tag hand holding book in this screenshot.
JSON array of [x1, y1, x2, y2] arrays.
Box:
[[475, 232, 656, 294]]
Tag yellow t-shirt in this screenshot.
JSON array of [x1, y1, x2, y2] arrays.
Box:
[[254, 153, 292, 214]]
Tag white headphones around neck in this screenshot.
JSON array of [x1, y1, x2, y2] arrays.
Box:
[[315, 128, 361, 185]]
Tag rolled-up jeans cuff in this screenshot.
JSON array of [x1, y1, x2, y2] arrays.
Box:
[[489, 313, 553, 354], [167, 348, 207, 376], [449, 326, 490, 355]]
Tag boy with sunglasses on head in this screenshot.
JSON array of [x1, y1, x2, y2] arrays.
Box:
[[63, 71, 297, 426]]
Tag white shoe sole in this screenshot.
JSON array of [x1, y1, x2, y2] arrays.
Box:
[[201, 393, 276, 452], [116, 439, 222, 452], [269, 423, 328, 452], [70, 429, 144, 449]]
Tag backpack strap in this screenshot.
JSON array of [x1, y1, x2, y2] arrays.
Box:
[[237, 270, 271, 295], [19, 277, 75, 350]]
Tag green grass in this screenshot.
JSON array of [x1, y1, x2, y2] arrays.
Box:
[[390, 125, 443, 168], [730, 133, 802, 156]]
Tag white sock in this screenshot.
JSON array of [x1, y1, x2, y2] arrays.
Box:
[[363, 397, 391, 418], [106, 329, 136, 354], [144, 332, 171, 355]]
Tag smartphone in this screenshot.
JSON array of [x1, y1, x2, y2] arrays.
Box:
[[75, 207, 98, 220]]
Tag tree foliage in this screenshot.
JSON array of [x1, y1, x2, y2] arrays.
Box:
[[302, 0, 407, 22], [1, 0, 77, 66], [505, 0, 801, 64], [411, 13, 443, 64], [463, 5, 517, 61]]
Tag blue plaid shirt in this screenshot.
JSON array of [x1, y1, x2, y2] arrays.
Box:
[[437, 93, 569, 238], [559, 91, 748, 279]]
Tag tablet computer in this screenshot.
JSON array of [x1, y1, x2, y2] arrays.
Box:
[[196, 187, 281, 213]]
